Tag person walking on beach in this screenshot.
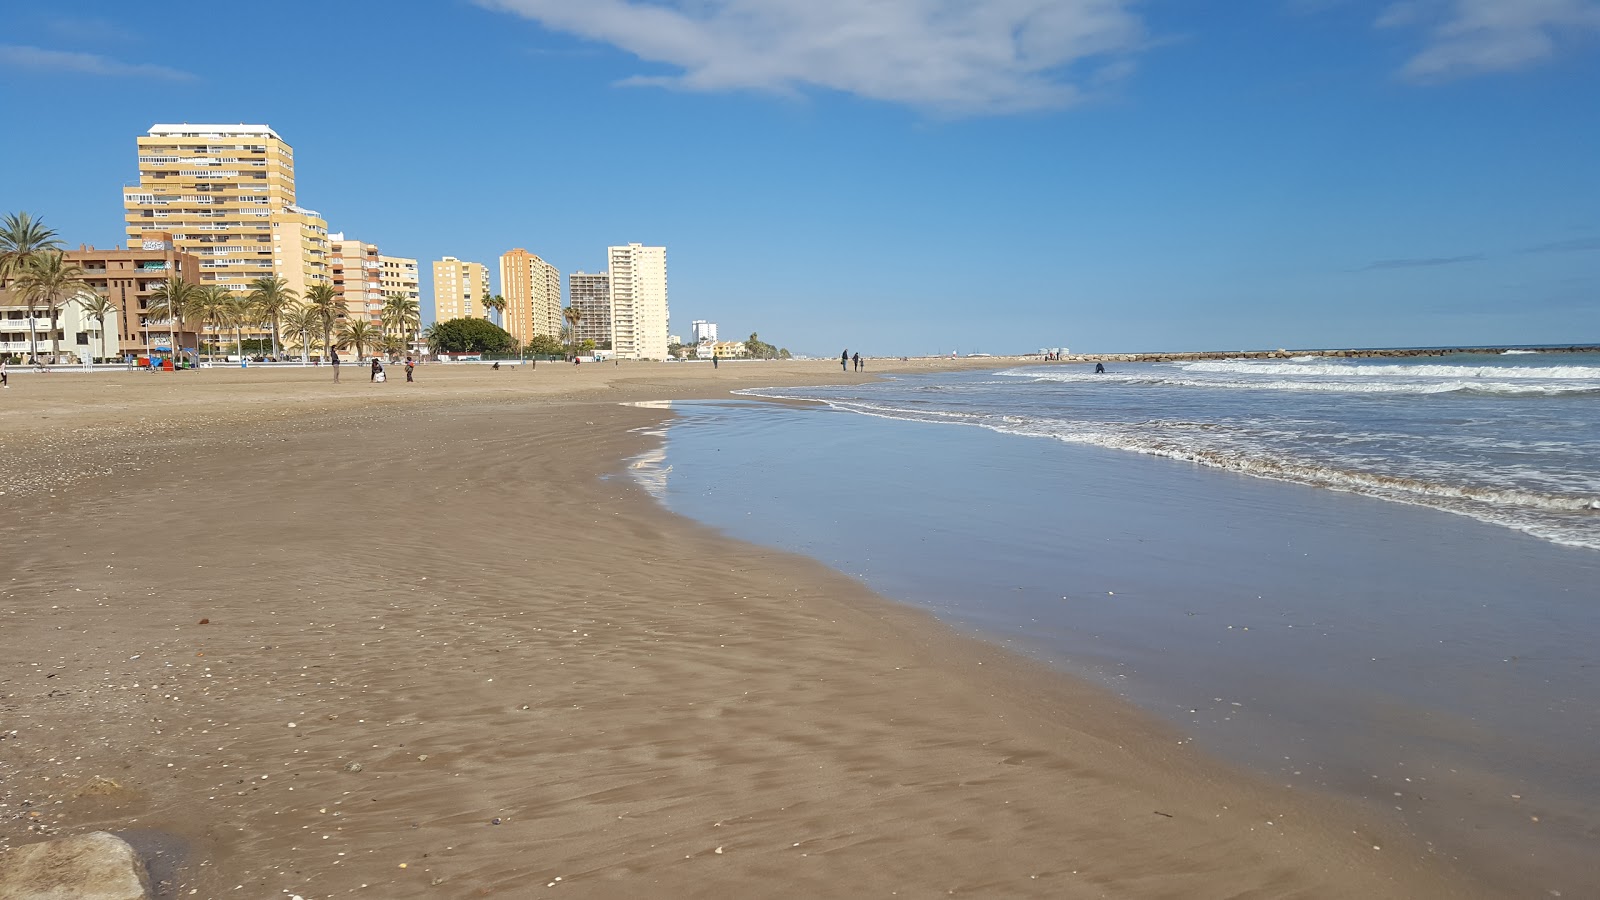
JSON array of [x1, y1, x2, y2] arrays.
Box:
[[712, 352, 719, 370], [853, 352, 862, 372], [405, 356, 415, 382], [1, 358, 8, 389], [330, 349, 341, 383], [370, 357, 382, 382], [841, 349, 849, 372]]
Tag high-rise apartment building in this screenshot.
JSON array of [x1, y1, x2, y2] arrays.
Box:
[[691, 320, 717, 343], [380, 256, 420, 306], [568, 272, 611, 348], [607, 244, 669, 360], [498, 249, 562, 346], [431, 257, 490, 322], [328, 233, 383, 324], [122, 124, 327, 296]]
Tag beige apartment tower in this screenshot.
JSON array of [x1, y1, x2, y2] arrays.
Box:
[[498, 249, 562, 346], [329, 233, 383, 323], [607, 244, 669, 360], [122, 124, 327, 297], [380, 256, 420, 306], [568, 271, 611, 348], [431, 257, 491, 322]]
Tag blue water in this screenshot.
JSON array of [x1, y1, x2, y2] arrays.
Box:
[[631, 353, 1600, 891], [743, 352, 1600, 551]]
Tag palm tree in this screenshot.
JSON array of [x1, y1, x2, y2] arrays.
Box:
[[562, 306, 583, 360], [336, 318, 380, 360], [280, 303, 322, 363], [225, 294, 255, 361], [305, 283, 343, 362], [247, 275, 298, 361], [194, 284, 237, 359], [147, 276, 203, 364], [76, 294, 117, 363], [1, 212, 62, 364], [481, 291, 507, 327], [381, 292, 420, 351], [0, 211, 60, 289], [13, 251, 94, 364]]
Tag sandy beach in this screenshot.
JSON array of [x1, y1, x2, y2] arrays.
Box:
[[1, 361, 1487, 898]]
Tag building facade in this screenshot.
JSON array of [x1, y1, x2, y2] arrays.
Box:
[[380, 256, 420, 305], [568, 271, 611, 348], [431, 257, 491, 322], [122, 124, 327, 297], [607, 244, 669, 360], [328, 233, 383, 324], [0, 237, 203, 362], [498, 249, 562, 346], [270, 205, 330, 299]]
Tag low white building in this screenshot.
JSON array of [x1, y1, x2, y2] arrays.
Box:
[[0, 288, 120, 364]]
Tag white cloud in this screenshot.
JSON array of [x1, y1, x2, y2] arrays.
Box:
[[1378, 0, 1600, 81], [0, 44, 194, 80], [477, 0, 1146, 115]]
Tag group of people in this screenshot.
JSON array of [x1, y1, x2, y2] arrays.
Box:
[[328, 350, 416, 384], [841, 349, 864, 372]]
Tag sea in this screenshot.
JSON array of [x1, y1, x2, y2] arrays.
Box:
[[630, 350, 1600, 893]]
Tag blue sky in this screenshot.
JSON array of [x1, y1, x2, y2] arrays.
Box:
[[1, 1, 1595, 355]]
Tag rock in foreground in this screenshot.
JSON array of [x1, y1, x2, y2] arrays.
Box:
[[0, 832, 152, 900]]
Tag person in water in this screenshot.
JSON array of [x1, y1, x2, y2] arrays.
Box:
[[1095, 362, 1105, 374]]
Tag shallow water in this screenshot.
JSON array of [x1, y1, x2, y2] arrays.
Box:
[[741, 354, 1600, 551], [637, 396, 1600, 894]]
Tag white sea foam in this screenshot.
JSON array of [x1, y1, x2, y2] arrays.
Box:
[[997, 368, 1600, 396], [1177, 360, 1600, 380]]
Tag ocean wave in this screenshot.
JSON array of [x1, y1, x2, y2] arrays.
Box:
[[735, 390, 1600, 550], [998, 369, 1600, 396], [1177, 360, 1600, 380]]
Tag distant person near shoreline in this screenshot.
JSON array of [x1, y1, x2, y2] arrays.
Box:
[[330, 350, 340, 383], [841, 349, 849, 372], [853, 352, 862, 372], [405, 356, 415, 382], [1095, 363, 1105, 374]]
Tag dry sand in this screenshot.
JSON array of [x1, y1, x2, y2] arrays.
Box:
[[1, 361, 1488, 898]]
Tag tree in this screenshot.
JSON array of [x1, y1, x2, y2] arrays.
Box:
[[336, 318, 380, 360], [425, 317, 515, 354], [523, 334, 566, 357], [75, 293, 117, 362], [194, 284, 237, 358], [225, 294, 255, 359], [13, 251, 94, 363], [381, 292, 420, 350], [480, 291, 507, 328], [247, 276, 298, 361], [0, 211, 60, 289], [280, 303, 322, 361], [562, 305, 583, 358], [305, 283, 343, 361], [147, 276, 203, 360], [744, 332, 780, 360]]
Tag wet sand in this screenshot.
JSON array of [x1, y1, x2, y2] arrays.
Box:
[[1, 362, 1486, 898]]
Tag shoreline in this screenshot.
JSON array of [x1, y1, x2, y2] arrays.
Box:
[[1, 363, 1488, 897]]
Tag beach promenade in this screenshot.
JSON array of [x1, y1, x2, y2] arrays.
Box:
[[0, 361, 1485, 898]]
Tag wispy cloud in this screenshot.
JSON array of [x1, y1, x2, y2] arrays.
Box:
[[1377, 0, 1600, 82], [0, 44, 194, 80], [1523, 236, 1600, 253], [476, 0, 1148, 115], [1362, 253, 1485, 270]]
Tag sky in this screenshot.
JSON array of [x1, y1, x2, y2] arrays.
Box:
[[0, 0, 1596, 356]]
